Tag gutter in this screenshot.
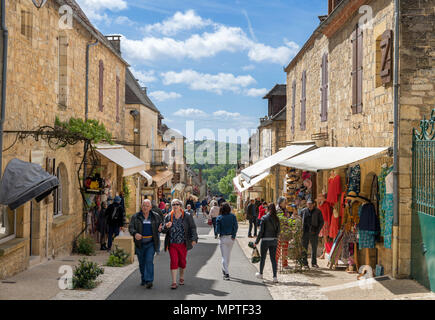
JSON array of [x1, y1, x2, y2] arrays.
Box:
[[0, 0, 8, 178], [392, 0, 400, 279]]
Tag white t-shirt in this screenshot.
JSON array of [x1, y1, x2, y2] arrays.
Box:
[[209, 206, 220, 218]]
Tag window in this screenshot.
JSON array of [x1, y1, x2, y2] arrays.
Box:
[[300, 70, 307, 130], [0, 205, 16, 244], [98, 60, 104, 111], [53, 167, 62, 217], [320, 53, 328, 122], [376, 30, 393, 87], [58, 35, 68, 107], [291, 80, 296, 134], [351, 24, 363, 114], [21, 10, 32, 40]]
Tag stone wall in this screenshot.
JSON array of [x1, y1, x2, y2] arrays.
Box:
[[397, 0, 435, 277]]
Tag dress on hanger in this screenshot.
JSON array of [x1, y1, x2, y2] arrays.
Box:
[[357, 203, 380, 249], [318, 200, 333, 254], [329, 192, 345, 239], [327, 174, 342, 205]]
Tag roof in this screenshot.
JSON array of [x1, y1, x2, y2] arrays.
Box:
[[125, 68, 159, 113], [263, 84, 286, 99], [56, 0, 129, 66]]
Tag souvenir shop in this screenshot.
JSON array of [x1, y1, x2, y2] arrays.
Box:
[[280, 147, 393, 276]]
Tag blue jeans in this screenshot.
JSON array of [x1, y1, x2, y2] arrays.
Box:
[[136, 241, 156, 284], [212, 217, 217, 236], [107, 225, 120, 250]]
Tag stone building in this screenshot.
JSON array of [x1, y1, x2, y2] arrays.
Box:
[[283, 0, 434, 284], [0, 0, 135, 279]]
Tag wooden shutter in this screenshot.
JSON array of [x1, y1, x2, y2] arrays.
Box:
[[380, 30, 393, 85], [351, 25, 363, 114], [98, 60, 104, 112], [357, 26, 363, 114], [116, 76, 120, 123], [321, 53, 328, 122], [300, 71, 306, 131], [291, 80, 296, 134]]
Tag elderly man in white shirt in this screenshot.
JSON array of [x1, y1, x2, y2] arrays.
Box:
[[208, 200, 220, 239]]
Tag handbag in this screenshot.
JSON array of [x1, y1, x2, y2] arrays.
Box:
[[208, 219, 213, 226], [251, 247, 260, 263]]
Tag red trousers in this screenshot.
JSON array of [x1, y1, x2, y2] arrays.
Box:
[[169, 243, 187, 270]]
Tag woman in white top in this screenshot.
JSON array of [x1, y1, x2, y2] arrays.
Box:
[[209, 200, 220, 239]]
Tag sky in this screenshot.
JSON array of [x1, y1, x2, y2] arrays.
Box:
[[76, 0, 328, 143]]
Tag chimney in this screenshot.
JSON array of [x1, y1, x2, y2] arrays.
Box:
[[105, 35, 122, 54], [141, 87, 147, 94]]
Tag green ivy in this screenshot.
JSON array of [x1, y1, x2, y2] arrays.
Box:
[[122, 177, 131, 210], [55, 116, 113, 145]]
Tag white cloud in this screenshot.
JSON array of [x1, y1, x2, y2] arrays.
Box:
[[174, 108, 206, 117], [130, 68, 157, 85], [115, 16, 136, 26], [149, 91, 182, 102], [213, 110, 241, 118], [242, 65, 255, 71], [76, 0, 127, 22], [143, 10, 213, 36], [122, 14, 300, 65], [161, 69, 256, 95], [244, 88, 268, 97]]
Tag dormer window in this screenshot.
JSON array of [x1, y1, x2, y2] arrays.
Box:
[[328, 0, 343, 14]]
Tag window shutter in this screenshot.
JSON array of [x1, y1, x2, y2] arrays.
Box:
[[291, 80, 296, 134], [380, 29, 393, 85], [116, 76, 120, 123], [300, 71, 306, 131], [357, 26, 363, 114], [351, 27, 358, 114], [98, 60, 104, 112], [321, 53, 328, 122]]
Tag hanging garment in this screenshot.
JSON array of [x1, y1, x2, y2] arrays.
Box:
[[327, 175, 342, 205], [329, 193, 345, 239], [329, 229, 345, 265], [318, 201, 332, 230], [358, 203, 380, 232], [378, 166, 393, 237], [347, 165, 361, 195], [383, 171, 394, 249], [358, 230, 377, 249]]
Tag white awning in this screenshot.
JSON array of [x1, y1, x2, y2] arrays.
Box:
[[95, 144, 146, 177], [279, 147, 390, 172], [151, 170, 174, 188], [139, 170, 153, 186], [241, 144, 316, 183], [233, 170, 271, 193]]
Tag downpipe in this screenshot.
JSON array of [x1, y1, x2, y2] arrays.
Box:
[[392, 0, 400, 279], [0, 0, 9, 178]]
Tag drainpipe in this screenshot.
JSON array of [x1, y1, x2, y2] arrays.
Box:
[[83, 39, 98, 180], [392, 0, 400, 279], [0, 0, 8, 178]]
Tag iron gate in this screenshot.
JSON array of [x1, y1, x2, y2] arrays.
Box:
[[411, 108, 435, 292]]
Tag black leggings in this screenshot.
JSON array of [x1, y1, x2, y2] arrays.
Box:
[[259, 240, 278, 278]]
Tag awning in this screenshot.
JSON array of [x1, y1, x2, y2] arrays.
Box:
[[151, 170, 173, 188], [241, 144, 316, 183], [139, 170, 153, 186], [0, 158, 59, 210], [95, 144, 146, 177], [279, 147, 390, 172], [233, 170, 271, 193]]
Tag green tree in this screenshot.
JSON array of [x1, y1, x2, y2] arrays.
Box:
[[218, 168, 236, 198]]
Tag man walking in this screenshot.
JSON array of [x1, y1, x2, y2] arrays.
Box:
[[300, 199, 324, 269], [106, 196, 126, 251], [246, 199, 257, 238], [129, 199, 163, 288]]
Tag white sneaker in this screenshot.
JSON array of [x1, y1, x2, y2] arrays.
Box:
[[273, 277, 278, 283], [255, 272, 263, 279]]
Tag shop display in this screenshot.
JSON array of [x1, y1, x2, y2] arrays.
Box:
[[347, 164, 361, 195]]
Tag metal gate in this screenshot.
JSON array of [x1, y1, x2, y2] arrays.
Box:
[[411, 108, 435, 292]]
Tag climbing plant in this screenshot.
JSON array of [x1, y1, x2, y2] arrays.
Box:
[[122, 177, 131, 210]]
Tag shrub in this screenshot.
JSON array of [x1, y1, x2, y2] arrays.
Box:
[[106, 246, 130, 267], [72, 258, 104, 289], [278, 214, 306, 271], [76, 236, 96, 256]]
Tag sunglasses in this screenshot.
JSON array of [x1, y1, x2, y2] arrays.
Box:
[[172, 203, 181, 206]]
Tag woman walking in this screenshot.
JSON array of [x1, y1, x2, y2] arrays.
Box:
[[97, 201, 108, 250], [209, 200, 220, 239], [216, 203, 238, 280], [162, 199, 198, 289], [254, 203, 280, 283]]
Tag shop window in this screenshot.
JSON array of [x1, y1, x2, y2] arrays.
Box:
[[58, 34, 68, 108], [21, 10, 32, 41], [0, 205, 16, 244]]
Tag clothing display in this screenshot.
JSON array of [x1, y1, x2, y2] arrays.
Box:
[[378, 166, 393, 237], [326, 174, 342, 205], [347, 165, 361, 195], [357, 202, 380, 249], [358, 230, 377, 249], [381, 168, 394, 248]]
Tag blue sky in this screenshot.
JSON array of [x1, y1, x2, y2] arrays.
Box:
[[76, 0, 327, 142]]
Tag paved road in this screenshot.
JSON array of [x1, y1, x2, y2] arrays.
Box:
[[108, 215, 272, 300]]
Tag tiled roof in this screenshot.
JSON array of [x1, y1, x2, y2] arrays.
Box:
[[125, 68, 159, 113], [263, 84, 286, 99]]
